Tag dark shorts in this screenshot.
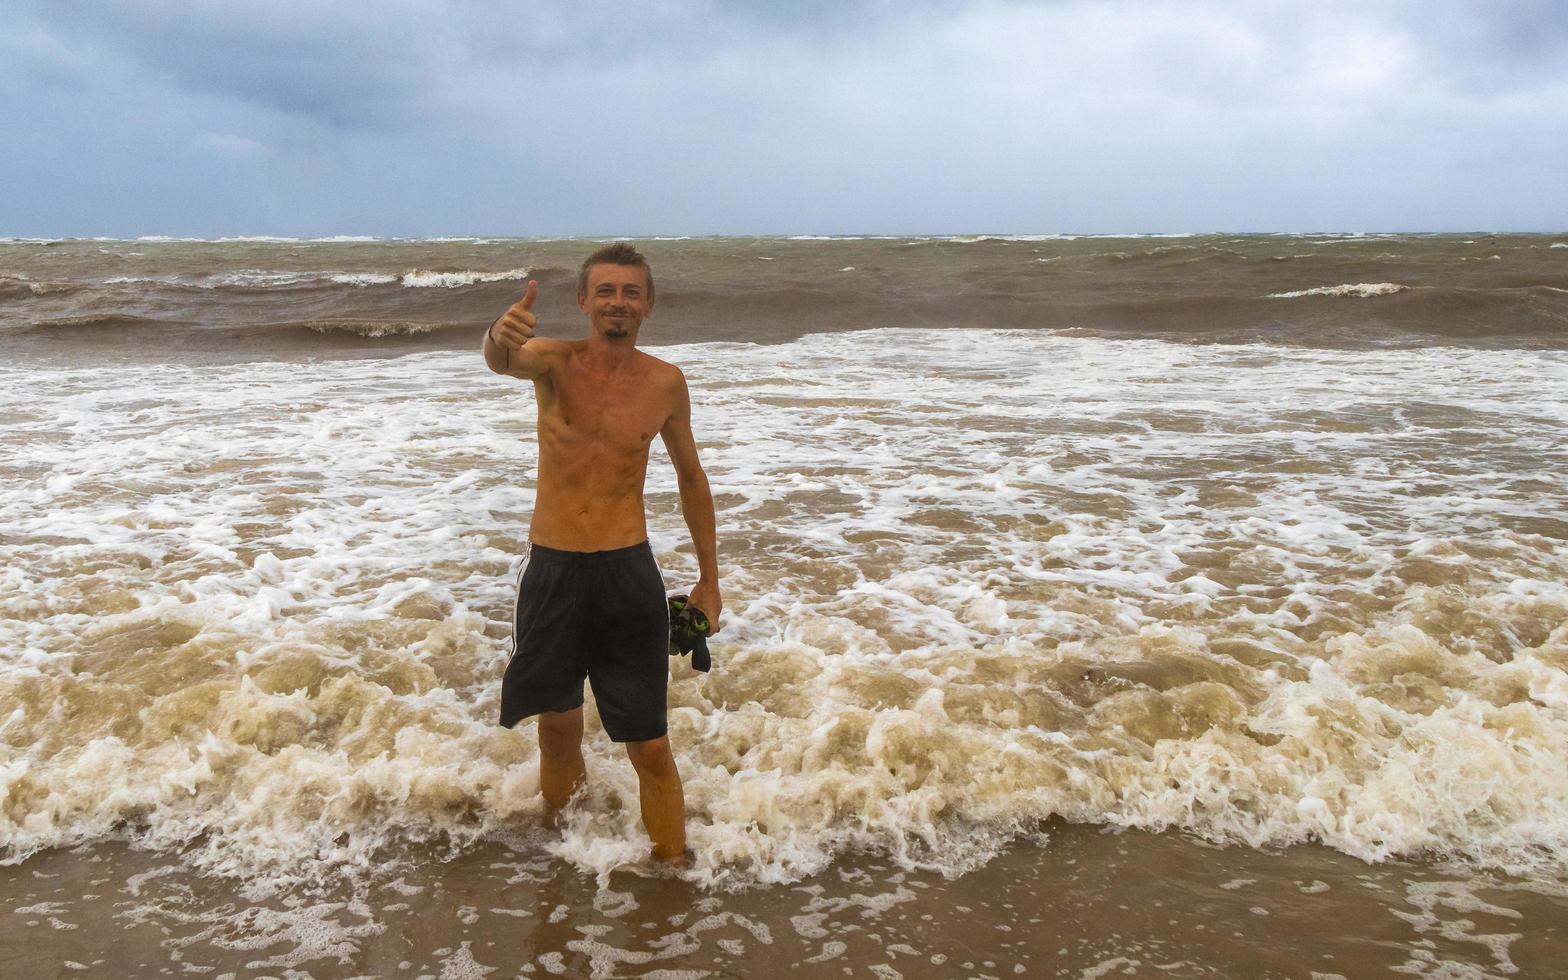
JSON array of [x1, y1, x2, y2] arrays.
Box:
[[498, 540, 669, 743]]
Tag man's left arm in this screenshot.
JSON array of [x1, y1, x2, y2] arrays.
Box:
[[659, 368, 722, 633]]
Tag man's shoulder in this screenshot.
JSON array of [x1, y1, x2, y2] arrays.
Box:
[[530, 337, 574, 357], [522, 338, 576, 377], [637, 349, 687, 384]]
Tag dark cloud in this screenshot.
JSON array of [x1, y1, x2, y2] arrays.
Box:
[[16, 1, 455, 129], [1356, 0, 1568, 95], [10, 1, 991, 129], [2, 0, 1565, 235]]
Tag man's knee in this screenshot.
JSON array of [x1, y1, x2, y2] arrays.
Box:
[[624, 736, 677, 779], [538, 707, 584, 751]]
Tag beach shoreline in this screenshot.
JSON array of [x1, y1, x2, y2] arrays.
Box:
[[6, 822, 1565, 978]]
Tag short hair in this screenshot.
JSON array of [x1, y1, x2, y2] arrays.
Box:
[[577, 243, 655, 302]]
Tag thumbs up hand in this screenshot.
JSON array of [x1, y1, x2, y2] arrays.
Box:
[[489, 280, 539, 350]]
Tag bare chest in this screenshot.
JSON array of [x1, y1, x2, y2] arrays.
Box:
[[540, 364, 668, 454]]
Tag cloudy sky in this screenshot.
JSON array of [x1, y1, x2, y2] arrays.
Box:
[[4, 0, 1566, 236]]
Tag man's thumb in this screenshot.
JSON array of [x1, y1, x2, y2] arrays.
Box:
[[520, 279, 538, 310]]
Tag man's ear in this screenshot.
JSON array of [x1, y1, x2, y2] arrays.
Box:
[[577, 290, 588, 313]]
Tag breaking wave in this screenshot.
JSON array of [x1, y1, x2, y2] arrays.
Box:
[[2, 329, 1565, 893], [1268, 282, 1408, 299]]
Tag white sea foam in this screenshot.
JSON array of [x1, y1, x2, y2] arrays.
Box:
[[99, 267, 530, 289], [131, 235, 388, 244], [1268, 282, 1407, 299], [926, 233, 1197, 242], [329, 273, 401, 287], [1, 330, 1565, 894], [0, 271, 71, 296], [397, 268, 531, 288], [1302, 235, 1403, 246], [950, 235, 1083, 242]]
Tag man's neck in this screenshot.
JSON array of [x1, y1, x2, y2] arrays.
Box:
[[583, 331, 639, 372]]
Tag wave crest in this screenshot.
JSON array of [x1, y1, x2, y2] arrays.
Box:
[[1268, 283, 1408, 299], [99, 268, 532, 290]]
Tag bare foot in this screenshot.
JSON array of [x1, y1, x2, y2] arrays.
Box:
[[543, 783, 591, 830], [651, 846, 693, 869]]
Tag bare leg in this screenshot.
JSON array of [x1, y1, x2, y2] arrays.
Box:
[[537, 707, 586, 815], [623, 735, 687, 862]]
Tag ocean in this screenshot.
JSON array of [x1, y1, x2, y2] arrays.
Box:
[[2, 234, 1567, 977]]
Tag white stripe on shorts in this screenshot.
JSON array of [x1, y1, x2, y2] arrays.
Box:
[[505, 541, 532, 664]]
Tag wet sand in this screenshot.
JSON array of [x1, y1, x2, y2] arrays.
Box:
[[5, 823, 1565, 978]]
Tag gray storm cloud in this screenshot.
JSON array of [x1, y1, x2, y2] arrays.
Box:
[[2, 0, 1565, 235]]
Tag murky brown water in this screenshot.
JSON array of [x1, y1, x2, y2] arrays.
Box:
[[4, 234, 1566, 366], [3, 317, 1566, 976]]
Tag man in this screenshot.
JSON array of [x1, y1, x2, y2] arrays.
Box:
[[483, 243, 720, 864]]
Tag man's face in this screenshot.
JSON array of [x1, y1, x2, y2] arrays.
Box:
[[578, 263, 653, 340]]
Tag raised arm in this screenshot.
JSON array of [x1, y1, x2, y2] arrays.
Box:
[[660, 368, 722, 632], [484, 280, 554, 380]]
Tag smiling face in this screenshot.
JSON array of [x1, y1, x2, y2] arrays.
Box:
[[578, 262, 654, 341]]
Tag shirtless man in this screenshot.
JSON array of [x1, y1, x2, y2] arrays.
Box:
[[484, 243, 720, 863]]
